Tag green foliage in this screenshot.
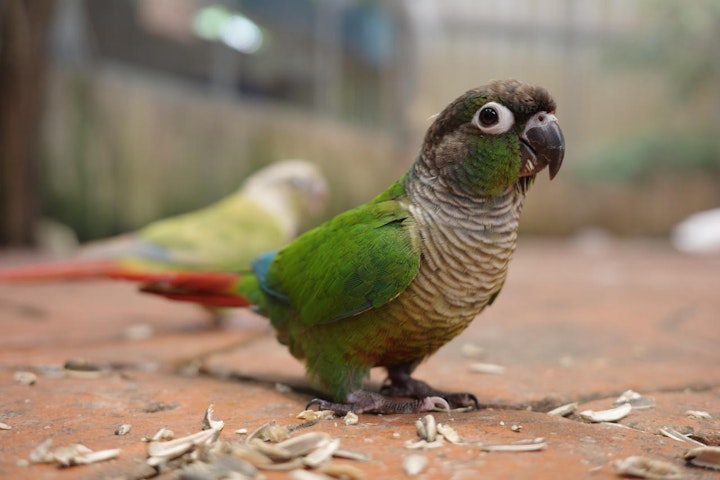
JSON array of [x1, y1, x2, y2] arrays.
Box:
[[578, 132, 720, 184]]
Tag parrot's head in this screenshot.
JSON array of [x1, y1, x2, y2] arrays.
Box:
[[419, 79, 565, 197], [244, 159, 329, 231]]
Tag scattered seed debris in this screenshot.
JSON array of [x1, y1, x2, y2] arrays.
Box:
[[135, 406, 370, 477], [297, 410, 336, 422], [143, 427, 174, 442], [511, 424, 522, 432], [468, 362, 506, 375], [146, 404, 225, 468], [147, 428, 221, 467], [277, 432, 332, 458], [684, 446, 720, 471], [416, 415, 437, 442], [579, 402, 632, 423], [613, 455, 684, 479], [290, 469, 331, 480], [403, 454, 428, 476], [460, 343, 486, 359], [613, 390, 655, 410], [405, 415, 453, 449], [344, 411, 359, 426], [658, 426, 706, 446], [115, 424, 132, 436], [247, 421, 291, 444], [478, 437, 546, 452], [547, 402, 578, 417], [332, 448, 371, 462], [303, 438, 340, 468], [320, 462, 366, 479], [436, 423, 462, 445], [14, 371, 37, 386], [0, 422, 11, 430], [202, 404, 224, 431], [236, 428, 248, 435], [179, 455, 259, 480], [29, 439, 120, 467], [685, 410, 712, 420], [404, 437, 445, 450]]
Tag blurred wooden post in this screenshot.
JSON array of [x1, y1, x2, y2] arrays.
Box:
[[0, 0, 55, 246]]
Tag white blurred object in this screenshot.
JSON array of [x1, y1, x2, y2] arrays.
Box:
[[34, 218, 80, 257], [671, 208, 720, 254]]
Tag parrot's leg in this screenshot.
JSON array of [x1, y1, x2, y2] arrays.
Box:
[[380, 363, 481, 410], [306, 390, 449, 415]]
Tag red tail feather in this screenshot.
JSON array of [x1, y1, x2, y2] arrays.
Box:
[[110, 270, 249, 308], [0, 259, 249, 307], [0, 260, 123, 281]]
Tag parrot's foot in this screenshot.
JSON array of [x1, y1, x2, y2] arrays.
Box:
[[381, 371, 480, 411], [306, 390, 449, 416]]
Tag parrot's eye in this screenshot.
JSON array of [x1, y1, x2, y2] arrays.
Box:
[[472, 102, 515, 135]]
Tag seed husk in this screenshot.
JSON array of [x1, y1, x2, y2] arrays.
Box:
[[478, 437, 546, 452], [404, 438, 445, 450], [460, 343, 486, 358], [344, 411, 359, 425], [289, 469, 330, 480], [246, 421, 291, 444], [658, 426, 706, 446], [436, 423, 463, 445], [684, 446, 720, 470], [202, 404, 224, 431], [320, 462, 366, 479], [303, 438, 340, 468], [468, 363, 506, 375], [332, 448, 371, 462], [613, 456, 684, 479], [0, 422, 11, 430], [613, 390, 655, 410], [403, 454, 428, 476], [276, 432, 332, 457], [579, 402, 632, 423], [546, 402, 578, 417], [296, 410, 336, 422], [147, 428, 220, 464], [225, 442, 274, 467], [256, 458, 304, 471], [247, 438, 293, 462], [30, 440, 120, 467], [115, 424, 132, 436], [416, 415, 436, 442], [685, 410, 712, 420], [14, 371, 37, 386]]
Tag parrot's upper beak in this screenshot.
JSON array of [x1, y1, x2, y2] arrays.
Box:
[[519, 112, 565, 180]]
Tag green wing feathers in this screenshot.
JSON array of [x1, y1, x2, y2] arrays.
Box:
[[264, 179, 421, 326]]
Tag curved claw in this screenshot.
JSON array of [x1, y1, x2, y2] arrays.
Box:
[[306, 398, 351, 415], [306, 391, 451, 416], [442, 393, 481, 410], [421, 396, 450, 412]]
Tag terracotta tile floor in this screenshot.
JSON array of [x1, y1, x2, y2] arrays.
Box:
[[0, 239, 718, 479]]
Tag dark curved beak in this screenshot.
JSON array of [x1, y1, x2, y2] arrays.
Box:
[[519, 112, 565, 180]]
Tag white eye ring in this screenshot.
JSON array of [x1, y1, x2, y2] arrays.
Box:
[[471, 102, 515, 135]]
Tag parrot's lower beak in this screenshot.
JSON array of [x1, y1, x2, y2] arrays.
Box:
[[519, 112, 565, 180]]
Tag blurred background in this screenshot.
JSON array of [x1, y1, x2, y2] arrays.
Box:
[[0, 0, 718, 248]]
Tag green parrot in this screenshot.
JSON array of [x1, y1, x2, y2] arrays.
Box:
[[102, 79, 565, 414], [0, 159, 328, 279]]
